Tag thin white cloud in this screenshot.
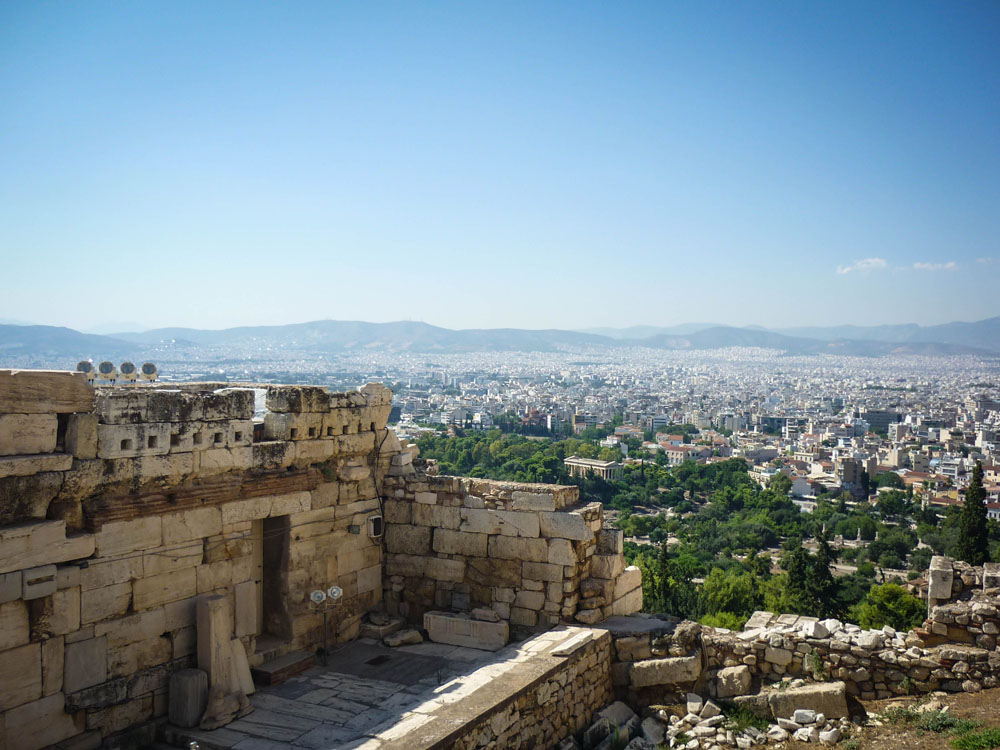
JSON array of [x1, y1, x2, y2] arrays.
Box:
[[912, 261, 958, 271], [836, 257, 887, 275], [977, 257, 997, 265]]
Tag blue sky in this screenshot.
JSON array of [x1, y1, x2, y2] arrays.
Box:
[[1, 1, 997, 332]]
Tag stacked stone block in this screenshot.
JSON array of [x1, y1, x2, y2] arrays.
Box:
[[381, 474, 641, 633], [577, 527, 643, 624]]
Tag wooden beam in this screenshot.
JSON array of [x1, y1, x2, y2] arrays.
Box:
[[0, 370, 95, 414]]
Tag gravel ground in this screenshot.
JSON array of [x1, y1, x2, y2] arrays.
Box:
[[783, 687, 1000, 750]]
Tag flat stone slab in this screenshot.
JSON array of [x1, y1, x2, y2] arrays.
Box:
[[594, 615, 676, 636], [767, 681, 848, 720], [630, 654, 702, 688], [424, 611, 509, 651], [251, 651, 316, 686]]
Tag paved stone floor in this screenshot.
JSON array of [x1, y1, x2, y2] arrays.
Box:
[[165, 628, 597, 750], [166, 639, 499, 750]]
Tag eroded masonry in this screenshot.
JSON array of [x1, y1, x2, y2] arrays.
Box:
[[2, 370, 999, 750], [0, 370, 640, 750]]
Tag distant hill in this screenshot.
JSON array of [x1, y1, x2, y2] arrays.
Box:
[[772, 316, 1000, 350], [640, 326, 991, 356], [1, 317, 998, 362], [0, 325, 138, 359], [112, 320, 613, 353], [579, 323, 719, 339]]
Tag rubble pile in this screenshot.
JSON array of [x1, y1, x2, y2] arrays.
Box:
[[568, 691, 856, 749]]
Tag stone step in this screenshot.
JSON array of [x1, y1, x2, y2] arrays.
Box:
[[250, 650, 316, 686]]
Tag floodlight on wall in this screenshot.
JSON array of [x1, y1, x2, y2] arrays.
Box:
[[367, 514, 384, 539], [119, 361, 137, 383], [76, 361, 96, 385], [309, 590, 327, 604], [140, 362, 158, 382], [97, 361, 117, 383], [327, 586, 343, 600]]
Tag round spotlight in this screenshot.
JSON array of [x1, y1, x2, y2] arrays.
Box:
[[77, 361, 96, 384], [309, 590, 327, 604], [327, 586, 343, 600], [97, 361, 117, 383]]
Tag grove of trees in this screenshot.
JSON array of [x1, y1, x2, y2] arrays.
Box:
[[416, 429, 997, 631]]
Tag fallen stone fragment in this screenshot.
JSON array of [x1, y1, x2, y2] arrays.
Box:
[[383, 628, 422, 647], [700, 700, 721, 719], [686, 693, 704, 715], [767, 725, 789, 741], [640, 717, 664, 745], [819, 727, 841, 745], [793, 709, 817, 724], [471, 607, 501, 622], [793, 726, 819, 743], [596, 700, 637, 727]]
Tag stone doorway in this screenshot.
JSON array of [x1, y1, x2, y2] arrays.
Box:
[[259, 515, 292, 644]]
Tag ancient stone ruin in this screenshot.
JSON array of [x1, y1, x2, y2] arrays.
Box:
[[0, 370, 639, 750], [0, 368, 996, 750]]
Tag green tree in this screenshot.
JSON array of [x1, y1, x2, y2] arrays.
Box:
[[769, 473, 792, 497], [956, 461, 990, 565], [875, 472, 905, 489], [783, 541, 841, 618], [700, 567, 762, 620], [848, 583, 925, 631]]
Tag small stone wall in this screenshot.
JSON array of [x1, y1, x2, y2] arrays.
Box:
[[447, 629, 614, 750], [381, 473, 642, 634], [602, 556, 1000, 714]]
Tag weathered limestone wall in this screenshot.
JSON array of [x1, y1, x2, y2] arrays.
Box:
[[0, 373, 397, 750], [449, 629, 614, 750], [602, 557, 1000, 712], [381, 470, 642, 633]]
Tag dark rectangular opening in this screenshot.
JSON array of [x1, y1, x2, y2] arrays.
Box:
[[55, 414, 69, 452], [147, 436, 158, 449], [234, 431, 243, 442], [120, 439, 132, 451], [261, 515, 292, 642], [213, 432, 223, 444], [170, 434, 180, 447], [290, 428, 298, 439], [193, 432, 203, 446]]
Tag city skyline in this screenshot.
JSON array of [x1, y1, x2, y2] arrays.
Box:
[[1, 1, 998, 331]]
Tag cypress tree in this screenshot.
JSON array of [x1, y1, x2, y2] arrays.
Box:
[[956, 461, 990, 565]]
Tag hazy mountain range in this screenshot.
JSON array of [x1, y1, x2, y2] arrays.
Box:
[[1, 317, 1000, 361], [583, 318, 1000, 351]]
